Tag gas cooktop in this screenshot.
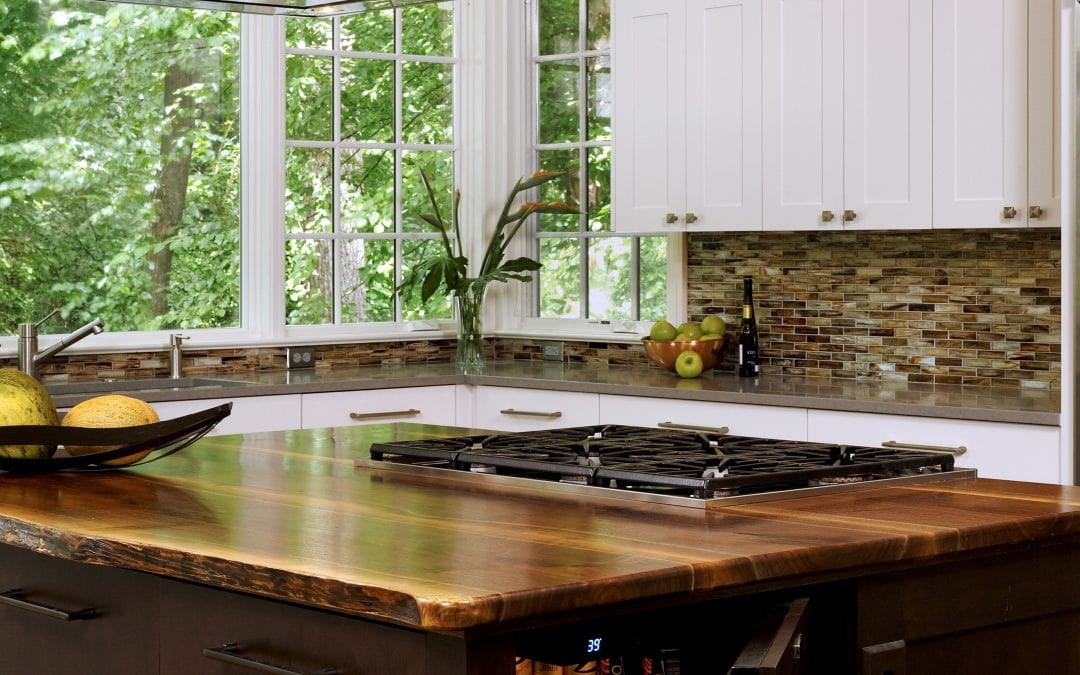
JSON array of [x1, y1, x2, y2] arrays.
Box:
[[361, 425, 975, 508]]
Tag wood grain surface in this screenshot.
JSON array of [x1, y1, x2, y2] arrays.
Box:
[[0, 423, 1078, 631]]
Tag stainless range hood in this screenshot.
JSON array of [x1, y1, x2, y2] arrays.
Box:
[[97, 0, 443, 18]]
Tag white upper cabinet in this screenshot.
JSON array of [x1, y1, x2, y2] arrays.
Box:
[[762, 0, 844, 230], [843, 0, 933, 230], [763, 0, 931, 231], [613, 0, 1059, 233], [933, 0, 1059, 229], [685, 0, 763, 230], [613, 0, 762, 233]]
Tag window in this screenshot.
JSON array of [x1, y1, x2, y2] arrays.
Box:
[[283, 2, 457, 327], [0, 0, 240, 336], [531, 0, 667, 322]]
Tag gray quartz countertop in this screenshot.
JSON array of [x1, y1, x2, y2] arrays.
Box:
[[47, 361, 1059, 426]]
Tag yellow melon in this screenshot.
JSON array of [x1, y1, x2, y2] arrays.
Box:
[[0, 368, 59, 459], [62, 394, 159, 466]]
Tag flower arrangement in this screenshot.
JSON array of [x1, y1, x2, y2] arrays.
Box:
[[398, 166, 579, 369]]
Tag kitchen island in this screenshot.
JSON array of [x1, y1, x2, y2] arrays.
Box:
[[1, 422, 1078, 674]]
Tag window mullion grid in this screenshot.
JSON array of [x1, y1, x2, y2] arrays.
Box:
[[393, 9, 405, 322], [332, 17, 344, 326], [577, 0, 589, 319], [631, 237, 641, 320]]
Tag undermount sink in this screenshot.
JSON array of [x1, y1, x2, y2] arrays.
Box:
[[45, 377, 253, 396]]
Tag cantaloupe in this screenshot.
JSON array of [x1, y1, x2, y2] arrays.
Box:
[[0, 368, 59, 459], [62, 394, 159, 466]]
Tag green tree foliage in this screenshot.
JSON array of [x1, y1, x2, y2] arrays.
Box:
[[0, 0, 239, 335], [284, 4, 457, 327]]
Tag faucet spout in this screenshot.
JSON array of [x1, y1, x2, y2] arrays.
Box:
[[35, 319, 105, 363], [18, 316, 105, 379]]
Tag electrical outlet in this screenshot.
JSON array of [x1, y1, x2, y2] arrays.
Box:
[[542, 341, 564, 362], [286, 346, 316, 370]]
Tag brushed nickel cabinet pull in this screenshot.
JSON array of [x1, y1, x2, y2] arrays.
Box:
[[499, 409, 562, 418], [1003, 205, 1017, 219], [843, 209, 857, 222], [882, 440, 967, 456], [658, 422, 729, 435], [665, 213, 678, 224], [685, 212, 698, 224], [821, 210, 835, 222], [0, 589, 96, 621], [349, 409, 421, 421], [203, 643, 338, 675], [1029, 205, 1044, 219]]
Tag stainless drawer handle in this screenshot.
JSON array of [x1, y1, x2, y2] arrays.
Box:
[[0, 588, 96, 621], [882, 440, 967, 456], [499, 408, 562, 418], [349, 409, 421, 421], [203, 643, 338, 675], [658, 422, 730, 435]]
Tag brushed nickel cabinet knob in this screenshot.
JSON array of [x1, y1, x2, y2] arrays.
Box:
[[821, 210, 835, 222], [685, 212, 698, 224], [1003, 206, 1017, 219], [665, 213, 678, 224], [1029, 205, 1044, 219], [843, 209, 857, 222]]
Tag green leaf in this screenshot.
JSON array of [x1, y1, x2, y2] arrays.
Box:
[[420, 263, 443, 303], [498, 256, 542, 273]]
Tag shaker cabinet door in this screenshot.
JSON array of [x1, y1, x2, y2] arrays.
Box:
[[685, 0, 763, 231], [762, 0, 844, 231], [612, 0, 687, 233], [932, 0, 1028, 228], [842, 0, 932, 230]]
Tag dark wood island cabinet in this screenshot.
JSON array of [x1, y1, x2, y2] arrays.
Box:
[[0, 423, 1078, 674]]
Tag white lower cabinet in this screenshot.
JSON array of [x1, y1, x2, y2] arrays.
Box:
[[598, 394, 808, 441], [470, 387, 599, 432], [300, 386, 456, 429], [152, 395, 302, 436], [806, 410, 1061, 484]]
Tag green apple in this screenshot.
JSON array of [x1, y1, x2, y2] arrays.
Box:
[[649, 320, 678, 341], [677, 322, 703, 339], [674, 350, 704, 378], [701, 333, 724, 341], [700, 315, 726, 336], [675, 333, 694, 342]]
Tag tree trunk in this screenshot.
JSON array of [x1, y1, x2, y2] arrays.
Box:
[[148, 61, 197, 321]]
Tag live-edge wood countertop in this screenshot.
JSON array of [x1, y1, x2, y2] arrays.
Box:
[[1, 422, 1078, 632]]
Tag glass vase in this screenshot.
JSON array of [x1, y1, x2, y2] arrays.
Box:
[[455, 285, 487, 372]]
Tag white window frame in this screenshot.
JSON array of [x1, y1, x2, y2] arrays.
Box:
[[502, 0, 686, 342], [0, 0, 685, 359]]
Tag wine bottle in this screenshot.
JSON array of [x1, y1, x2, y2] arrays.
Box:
[[738, 276, 760, 377]]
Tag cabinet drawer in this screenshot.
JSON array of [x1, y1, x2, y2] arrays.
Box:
[[301, 385, 456, 429], [599, 394, 807, 440], [472, 387, 599, 431], [0, 544, 158, 674], [152, 395, 302, 436], [159, 578, 444, 675], [807, 410, 1061, 484]]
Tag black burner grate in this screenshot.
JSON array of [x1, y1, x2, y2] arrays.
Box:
[[369, 425, 956, 498]]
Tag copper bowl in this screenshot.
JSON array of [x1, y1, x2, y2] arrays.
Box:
[[642, 335, 731, 373]]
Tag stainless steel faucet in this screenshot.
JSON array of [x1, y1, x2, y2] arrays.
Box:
[[17, 309, 105, 380], [169, 334, 189, 379]]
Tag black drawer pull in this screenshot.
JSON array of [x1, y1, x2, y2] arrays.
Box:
[[0, 588, 97, 621], [202, 643, 338, 675]]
